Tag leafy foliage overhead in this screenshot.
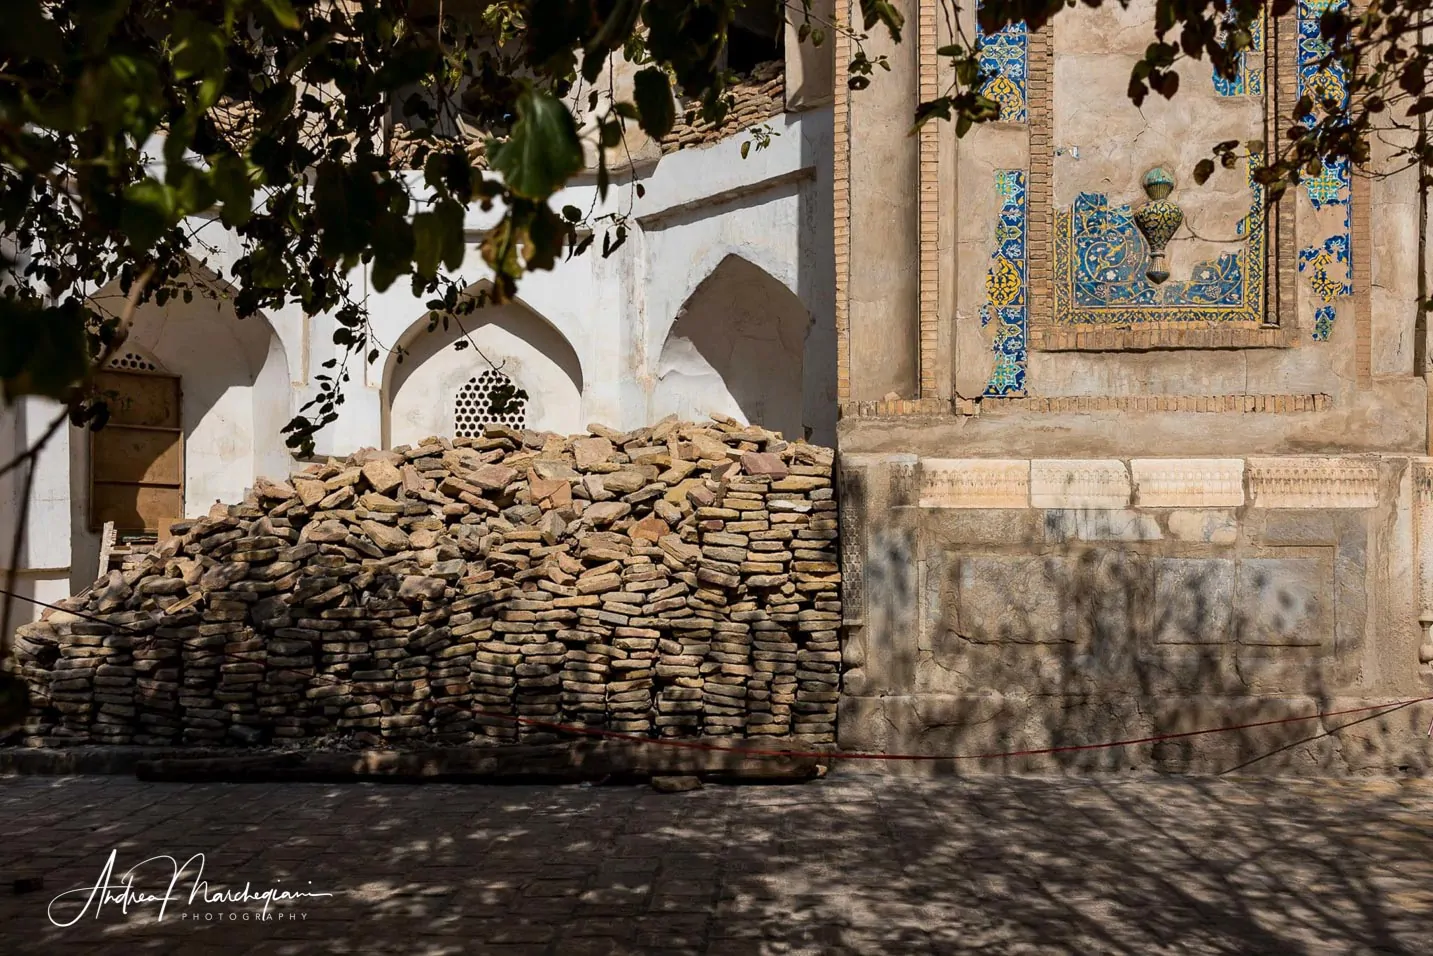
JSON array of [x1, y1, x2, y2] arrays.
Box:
[[0, 0, 1403, 458]]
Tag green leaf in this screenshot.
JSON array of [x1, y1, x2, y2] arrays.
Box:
[[211, 154, 254, 227], [370, 212, 415, 292], [413, 213, 444, 279], [0, 0, 62, 60], [0, 299, 90, 403], [413, 201, 464, 278], [1193, 158, 1215, 185], [120, 179, 179, 249], [437, 200, 465, 272], [260, 0, 302, 30], [633, 67, 676, 140], [487, 88, 584, 201]]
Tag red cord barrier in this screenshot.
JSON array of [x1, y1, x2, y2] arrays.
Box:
[[476, 696, 1433, 762]]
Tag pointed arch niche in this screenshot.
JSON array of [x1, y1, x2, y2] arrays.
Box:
[[653, 254, 813, 441], [382, 291, 584, 448], [68, 274, 291, 586]]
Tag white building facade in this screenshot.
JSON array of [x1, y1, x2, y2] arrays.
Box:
[[1, 25, 837, 623]]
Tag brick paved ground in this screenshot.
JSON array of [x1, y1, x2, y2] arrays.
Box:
[[1, 773, 1431, 955]]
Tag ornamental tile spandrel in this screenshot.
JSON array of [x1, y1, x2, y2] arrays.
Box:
[[918, 459, 1030, 509], [1131, 459, 1246, 508], [1029, 460, 1132, 509], [1247, 457, 1381, 509]]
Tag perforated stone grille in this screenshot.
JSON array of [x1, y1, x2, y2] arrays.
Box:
[[454, 369, 526, 438], [110, 351, 158, 372]]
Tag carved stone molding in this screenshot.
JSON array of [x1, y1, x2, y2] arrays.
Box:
[[918, 459, 1030, 509], [1413, 459, 1433, 663], [1029, 460, 1131, 509], [837, 463, 867, 627], [889, 456, 920, 508], [1247, 457, 1381, 509], [1131, 459, 1245, 508]]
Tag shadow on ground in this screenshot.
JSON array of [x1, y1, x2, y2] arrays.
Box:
[[1, 773, 1431, 955]]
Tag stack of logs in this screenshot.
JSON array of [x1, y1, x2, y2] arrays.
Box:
[[9, 417, 841, 749]]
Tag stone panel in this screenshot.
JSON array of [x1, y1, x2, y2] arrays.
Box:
[[1131, 458, 1245, 507], [1165, 510, 1239, 544], [838, 463, 867, 626], [1043, 509, 1161, 542], [1153, 558, 1235, 644], [923, 508, 1043, 547], [1247, 456, 1380, 509], [919, 459, 1029, 508], [954, 555, 1067, 644], [1029, 459, 1130, 508], [1234, 556, 1329, 647]]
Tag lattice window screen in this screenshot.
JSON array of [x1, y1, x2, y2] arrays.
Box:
[[454, 369, 527, 437], [109, 350, 160, 373]]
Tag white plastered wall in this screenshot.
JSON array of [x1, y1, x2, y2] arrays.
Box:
[[384, 299, 585, 447], [61, 283, 291, 590], [0, 397, 73, 624], [652, 254, 813, 440], [15, 104, 836, 604]]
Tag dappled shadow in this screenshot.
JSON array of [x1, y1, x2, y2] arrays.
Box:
[[842, 464, 1432, 775], [0, 774, 1431, 954]]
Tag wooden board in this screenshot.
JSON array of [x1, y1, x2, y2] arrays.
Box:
[[91, 427, 182, 485], [91, 483, 182, 537], [93, 370, 180, 428], [89, 369, 183, 534]]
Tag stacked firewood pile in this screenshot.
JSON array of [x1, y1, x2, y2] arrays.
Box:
[[10, 418, 841, 749]]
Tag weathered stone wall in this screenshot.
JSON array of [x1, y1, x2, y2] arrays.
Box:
[[838, 452, 1433, 773], [825, 0, 1433, 773], [8, 420, 840, 749]]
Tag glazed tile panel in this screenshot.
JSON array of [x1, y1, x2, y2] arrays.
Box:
[[981, 170, 1029, 396], [976, 19, 1029, 123], [1298, 0, 1352, 341]]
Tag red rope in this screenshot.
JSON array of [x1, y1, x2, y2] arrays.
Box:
[[480, 696, 1433, 762]]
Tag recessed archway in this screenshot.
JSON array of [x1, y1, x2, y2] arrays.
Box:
[[381, 289, 585, 448], [652, 254, 812, 440], [69, 272, 290, 587]]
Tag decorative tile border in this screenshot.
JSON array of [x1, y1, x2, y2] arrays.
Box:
[[1132, 458, 1246, 508], [1051, 163, 1267, 329], [1247, 456, 1380, 508], [918, 459, 1029, 508], [1297, 0, 1353, 343], [838, 392, 1333, 419], [1213, 12, 1266, 96], [1023, 5, 1299, 350], [981, 170, 1029, 395], [1029, 459, 1131, 508], [976, 18, 1029, 122]]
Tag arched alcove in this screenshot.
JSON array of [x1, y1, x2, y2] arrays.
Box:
[[382, 291, 585, 447], [70, 277, 290, 584], [653, 254, 812, 440]]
